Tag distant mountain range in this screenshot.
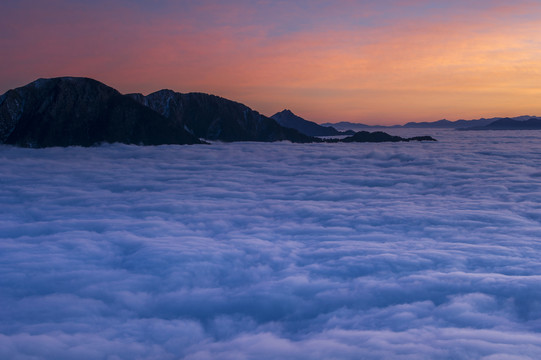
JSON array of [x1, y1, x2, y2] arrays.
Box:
[[458, 117, 541, 131], [323, 115, 541, 131], [320, 121, 375, 131], [0, 77, 436, 148], [403, 115, 541, 129]]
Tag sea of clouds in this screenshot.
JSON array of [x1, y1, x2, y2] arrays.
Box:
[[1, 129, 541, 359]]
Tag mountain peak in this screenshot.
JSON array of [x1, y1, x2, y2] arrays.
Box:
[[131, 91, 314, 143], [0, 77, 202, 147], [273, 109, 295, 118], [271, 109, 348, 137]]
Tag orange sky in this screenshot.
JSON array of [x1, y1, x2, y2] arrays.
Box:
[[1, 0, 541, 125]]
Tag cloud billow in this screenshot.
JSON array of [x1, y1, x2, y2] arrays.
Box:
[[1, 130, 541, 359]]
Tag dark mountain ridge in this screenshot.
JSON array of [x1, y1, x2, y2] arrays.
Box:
[[0, 77, 437, 147], [128, 91, 315, 143], [320, 121, 376, 132], [458, 117, 541, 131], [0, 77, 202, 147], [326, 131, 436, 143], [323, 115, 541, 131]]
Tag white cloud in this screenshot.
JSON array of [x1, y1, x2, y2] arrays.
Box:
[[1, 129, 541, 359]]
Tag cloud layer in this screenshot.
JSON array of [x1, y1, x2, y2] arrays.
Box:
[[1, 129, 541, 359]]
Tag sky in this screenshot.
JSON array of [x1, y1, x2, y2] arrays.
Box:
[[2, 131, 541, 358], [1, 0, 541, 125]]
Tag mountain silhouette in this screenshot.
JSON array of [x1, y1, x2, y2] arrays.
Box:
[[271, 109, 354, 137], [128, 91, 316, 143], [0, 77, 202, 147], [0, 77, 437, 147]]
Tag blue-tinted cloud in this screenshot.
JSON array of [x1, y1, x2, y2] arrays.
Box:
[[1, 129, 541, 358]]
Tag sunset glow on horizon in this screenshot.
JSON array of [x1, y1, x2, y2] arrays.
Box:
[[2, 0, 541, 125]]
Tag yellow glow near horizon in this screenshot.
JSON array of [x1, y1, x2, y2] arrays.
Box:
[[1, 1, 541, 125]]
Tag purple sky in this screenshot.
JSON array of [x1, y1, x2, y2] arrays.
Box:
[[1, 0, 541, 124]]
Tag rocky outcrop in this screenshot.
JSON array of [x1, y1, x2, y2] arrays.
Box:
[[342, 131, 436, 143], [324, 131, 436, 143], [0, 77, 203, 147]]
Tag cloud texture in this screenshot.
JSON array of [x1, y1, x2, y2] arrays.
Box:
[[1, 129, 541, 359]]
